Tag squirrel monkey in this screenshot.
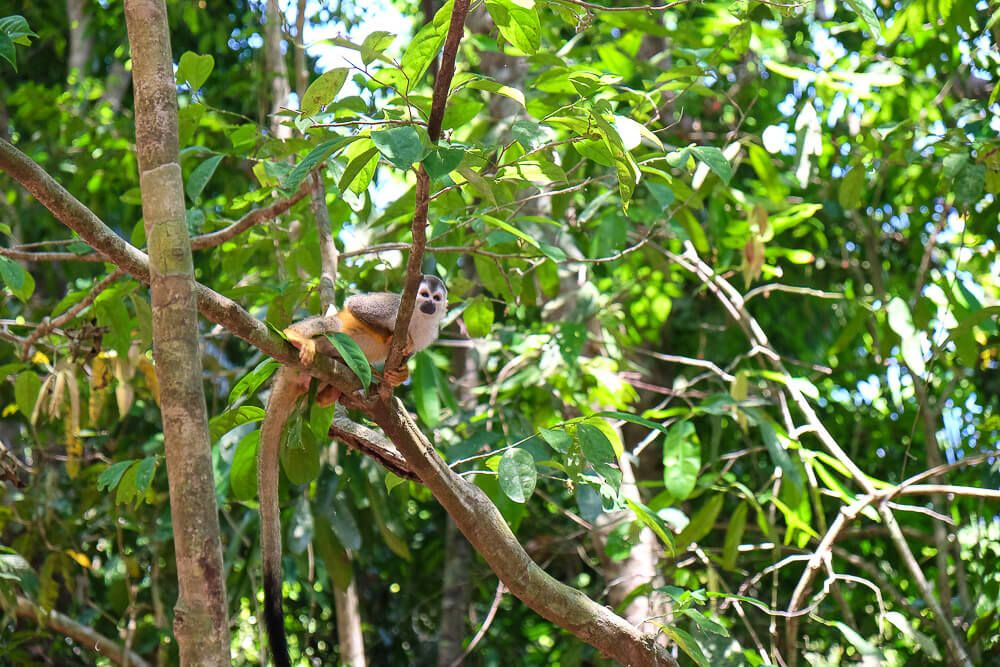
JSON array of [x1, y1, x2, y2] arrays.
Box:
[[258, 275, 447, 667]]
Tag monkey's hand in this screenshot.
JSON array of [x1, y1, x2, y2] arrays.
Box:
[[382, 365, 410, 388], [283, 327, 317, 366]]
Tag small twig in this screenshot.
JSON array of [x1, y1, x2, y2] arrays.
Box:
[[190, 179, 312, 250], [743, 284, 844, 303], [550, 0, 689, 14], [381, 0, 473, 396], [21, 268, 125, 359], [447, 579, 505, 667]]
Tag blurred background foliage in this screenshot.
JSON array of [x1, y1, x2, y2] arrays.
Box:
[[0, 0, 998, 665]]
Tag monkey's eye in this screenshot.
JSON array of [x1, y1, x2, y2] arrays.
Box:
[[419, 290, 430, 298], [433, 294, 442, 301]]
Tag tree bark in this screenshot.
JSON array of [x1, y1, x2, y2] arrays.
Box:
[[265, 0, 292, 140], [67, 0, 93, 82], [123, 1, 231, 663], [369, 399, 676, 667]]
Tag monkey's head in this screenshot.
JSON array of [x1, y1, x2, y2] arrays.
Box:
[[416, 274, 448, 318]]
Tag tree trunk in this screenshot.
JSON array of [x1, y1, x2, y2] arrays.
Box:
[[265, 0, 292, 141], [67, 0, 93, 82], [123, 1, 231, 663]]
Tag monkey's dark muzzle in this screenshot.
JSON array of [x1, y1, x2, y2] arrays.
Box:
[[420, 302, 437, 315]]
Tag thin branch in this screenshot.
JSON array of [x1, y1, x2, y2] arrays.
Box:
[[550, 0, 689, 13], [189, 180, 312, 250], [382, 0, 472, 393], [665, 242, 973, 667], [15, 597, 152, 667], [21, 268, 124, 359], [743, 284, 844, 303], [447, 579, 505, 667]]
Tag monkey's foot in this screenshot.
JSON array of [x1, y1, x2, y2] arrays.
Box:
[[383, 366, 410, 387], [316, 385, 342, 407]]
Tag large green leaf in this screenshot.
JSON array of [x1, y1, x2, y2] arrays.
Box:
[[498, 448, 537, 503]]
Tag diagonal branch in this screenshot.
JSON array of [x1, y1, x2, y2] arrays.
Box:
[[367, 398, 676, 667], [15, 597, 152, 667]]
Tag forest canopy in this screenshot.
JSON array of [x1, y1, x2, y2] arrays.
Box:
[[0, 0, 998, 665]]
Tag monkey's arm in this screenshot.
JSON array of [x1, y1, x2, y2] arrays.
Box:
[[283, 314, 341, 366]]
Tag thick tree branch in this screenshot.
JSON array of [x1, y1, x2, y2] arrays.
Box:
[[15, 597, 152, 667], [367, 398, 676, 667]]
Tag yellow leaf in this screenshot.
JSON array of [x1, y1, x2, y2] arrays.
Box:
[[65, 549, 91, 569], [31, 351, 50, 366], [2, 404, 17, 417], [137, 357, 160, 406]]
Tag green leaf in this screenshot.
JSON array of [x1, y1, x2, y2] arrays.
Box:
[[954, 163, 985, 206], [326, 332, 372, 390], [423, 146, 465, 181], [281, 423, 321, 485], [361, 31, 395, 65], [833, 621, 884, 659], [485, 0, 541, 55], [839, 165, 865, 209], [464, 296, 494, 338], [844, 0, 882, 38], [176, 51, 214, 90], [0, 256, 35, 302], [625, 498, 675, 553], [372, 125, 428, 170], [886, 297, 926, 375], [228, 358, 280, 406], [498, 448, 537, 503], [690, 146, 733, 184], [115, 463, 142, 505], [412, 353, 441, 427], [209, 405, 266, 441], [676, 493, 724, 552], [185, 154, 223, 202], [339, 146, 381, 195], [658, 625, 710, 667], [313, 515, 353, 590], [480, 215, 540, 248], [301, 68, 349, 117], [539, 427, 572, 454], [132, 457, 158, 498], [325, 494, 362, 551], [463, 77, 526, 108], [230, 430, 259, 501], [755, 418, 804, 502], [511, 120, 547, 150], [662, 421, 701, 500], [14, 372, 41, 417], [400, 1, 453, 88], [682, 609, 730, 638], [97, 460, 136, 493], [722, 502, 748, 569], [283, 135, 360, 193], [577, 423, 615, 466], [0, 32, 15, 70], [0, 15, 37, 43]]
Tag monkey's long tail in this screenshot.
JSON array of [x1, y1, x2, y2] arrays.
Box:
[[259, 369, 300, 667]]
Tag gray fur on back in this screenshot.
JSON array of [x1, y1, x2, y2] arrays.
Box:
[[344, 292, 400, 336]]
